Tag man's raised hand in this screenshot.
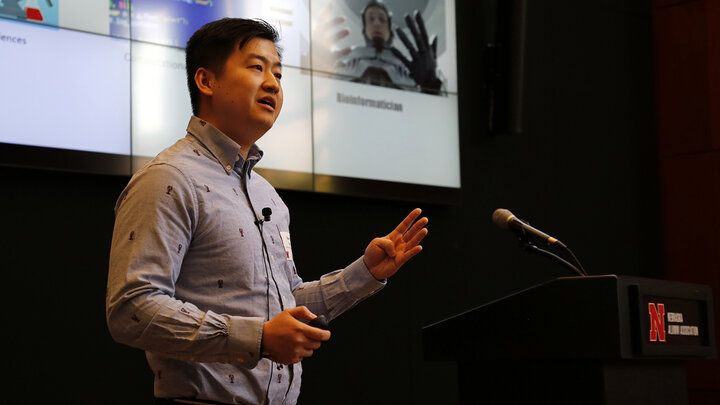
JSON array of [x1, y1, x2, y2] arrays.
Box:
[[363, 208, 429, 280], [391, 11, 443, 93], [312, 3, 351, 73]]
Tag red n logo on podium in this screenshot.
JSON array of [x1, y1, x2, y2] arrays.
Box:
[[648, 303, 666, 342]]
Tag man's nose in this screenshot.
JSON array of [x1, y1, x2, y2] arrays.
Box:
[[263, 73, 280, 93]]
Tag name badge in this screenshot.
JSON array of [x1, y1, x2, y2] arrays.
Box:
[[280, 231, 293, 261]]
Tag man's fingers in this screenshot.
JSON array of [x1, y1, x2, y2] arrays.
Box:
[[319, 16, 345, 37], [392, 208, 422, 236], [391, 46, 412, 69], [263, 308, 332, 365], [406, 227, 429, 250], [303, 323, 331, 342], [328, 15, 346, 28], [395, 27, 418, 58], [404, 12, 425, 52], [286, 307, 331, 341], [318, 2, 333, 22], [287, 305, 316, 321], [287, 348, 313, 365], [403, 216, 428, 239], [373, 237, 396, 258], [328, 26, 349, 42], [332, 46, 352, 59], [306, 339, 322, 350], [430, 34, 438, 58], [414, 10, 431, 51], [397, 245, 423, 268]]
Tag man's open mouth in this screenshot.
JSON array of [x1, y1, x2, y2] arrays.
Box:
[[258, 97, 276, 109]]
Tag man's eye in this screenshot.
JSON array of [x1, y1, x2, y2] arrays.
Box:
[[252, 65, 262, 71], [274, 73, 282, 80]]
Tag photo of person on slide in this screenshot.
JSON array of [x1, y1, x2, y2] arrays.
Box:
[[314, 0, 446, 95]]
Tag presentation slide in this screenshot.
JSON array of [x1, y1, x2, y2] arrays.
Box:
[[108, 0, 309, 69], [0, 18, 130, 155], [130, 41, 192, 165], [312, 75, 460, 188], [0, 0, 111, 34], [0, 0, 58, 27], [62, 0, 110, 35], [309, 0, 460, 187], [1, 0, 460, 198], [110, 0, 223, 47]]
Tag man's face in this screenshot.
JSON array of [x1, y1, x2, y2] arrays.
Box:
[[364, 6, 390, 43], [210, 37, 283, 139]]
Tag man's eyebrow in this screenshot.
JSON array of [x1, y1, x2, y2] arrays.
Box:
[[247, 53, 282, 69]]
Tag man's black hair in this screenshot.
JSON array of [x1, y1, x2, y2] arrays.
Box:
[[186, 18, 281, 115]]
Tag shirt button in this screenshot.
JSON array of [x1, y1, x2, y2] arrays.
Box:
[[226, 164, 232, 171]]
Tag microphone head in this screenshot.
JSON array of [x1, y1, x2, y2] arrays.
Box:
[[492, 208, 515, 229]]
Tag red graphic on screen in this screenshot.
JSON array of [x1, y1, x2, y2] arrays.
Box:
[[25, 7, 43, 21]]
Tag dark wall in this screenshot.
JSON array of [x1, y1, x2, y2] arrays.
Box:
[[1, 0, 659, 403], [654, 0, 720, 402]]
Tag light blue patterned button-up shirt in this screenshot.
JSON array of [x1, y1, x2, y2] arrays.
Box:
[[107, 116, 385, 404]]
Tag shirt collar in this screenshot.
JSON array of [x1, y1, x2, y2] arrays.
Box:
[[185, 116, 264, 175]]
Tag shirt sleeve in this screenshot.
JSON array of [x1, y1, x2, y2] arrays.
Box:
[[106, 163, 264, 368], [292, 257, 386, 321]]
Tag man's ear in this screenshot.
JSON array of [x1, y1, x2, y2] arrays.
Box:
[[194, 67, 214, 97]]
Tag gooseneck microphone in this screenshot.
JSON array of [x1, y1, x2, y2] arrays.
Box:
[[492, 208, 566, 248], [492, 208, 587, 276]]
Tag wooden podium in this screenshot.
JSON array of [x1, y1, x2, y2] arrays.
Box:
[[422, 275, 716, 404]]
